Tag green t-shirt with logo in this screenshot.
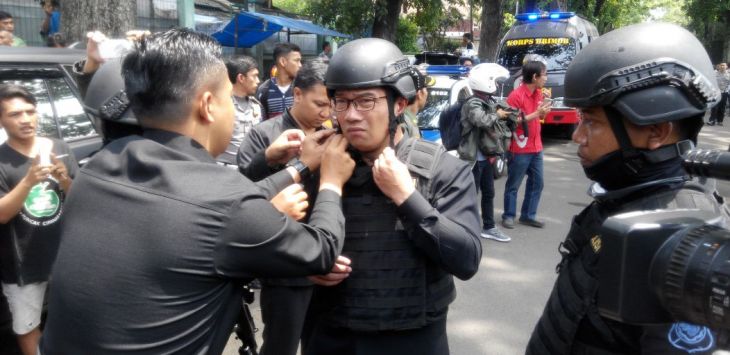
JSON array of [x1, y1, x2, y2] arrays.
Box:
[[0, 139, 77, 285]]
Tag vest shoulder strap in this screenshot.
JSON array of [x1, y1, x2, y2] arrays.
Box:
[[404, 139, 444, 199]]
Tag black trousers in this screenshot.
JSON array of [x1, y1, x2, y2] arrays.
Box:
[[259, 284, 313, 355], [472, 159, 495, 229], [302, 317, 449, 355], [710, 92, 728, 123]]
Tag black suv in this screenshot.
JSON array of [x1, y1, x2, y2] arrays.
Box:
[[0, 47, 102, 354], [0, 47, 103, 164]]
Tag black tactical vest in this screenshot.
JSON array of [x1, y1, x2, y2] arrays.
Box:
[[526, 181, 725, 355], [323, 139, 456, 331]]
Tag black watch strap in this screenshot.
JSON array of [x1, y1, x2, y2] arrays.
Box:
[[287, 159, 310, 180]]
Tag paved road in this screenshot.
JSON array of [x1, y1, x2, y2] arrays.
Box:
[[225, 123, 729, 355]]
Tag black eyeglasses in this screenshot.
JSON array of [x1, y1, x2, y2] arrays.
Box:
[[332, 96, 387, 112]]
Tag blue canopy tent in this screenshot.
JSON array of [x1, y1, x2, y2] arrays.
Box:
[[211, 12, 351, 48]]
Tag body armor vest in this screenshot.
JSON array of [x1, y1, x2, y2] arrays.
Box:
[[323, 139, 456, 331], [527, 181, 724, 355]]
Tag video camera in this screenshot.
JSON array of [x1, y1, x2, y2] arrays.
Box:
[[598, 147, 730, 343]]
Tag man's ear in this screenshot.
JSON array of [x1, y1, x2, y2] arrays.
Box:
[[197, 90, 215, 125], [645, 122, 674, 150], [393, 96, 409, 116], [236, 73, 244, 85], [292, 87, 303, 104]]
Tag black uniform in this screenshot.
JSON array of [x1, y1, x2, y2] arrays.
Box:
[[527, 169, 728, 355], [303, 137, 482, 355], [40, 129, 345, 355], [237, 109, 322, 355]]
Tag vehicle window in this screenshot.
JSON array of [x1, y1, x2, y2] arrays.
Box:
[[497, 37, 577, 72], [417, 88, 449, 129], [47, 78, 96, 140], [2, 79, 60, 139]]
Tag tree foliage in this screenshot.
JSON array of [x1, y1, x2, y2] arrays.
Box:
[[396, 17, 420, 53]]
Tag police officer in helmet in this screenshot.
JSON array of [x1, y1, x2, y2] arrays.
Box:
[[527, 22, 729, 355], [302, 38, 482, 355]]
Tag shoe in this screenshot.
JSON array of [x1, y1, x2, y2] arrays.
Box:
[[707, 121, 716, 126], [719, 122, 724, 126], [519, 218, 545, 228], [481, 227, 511, 242], [501, 218, 515, 229]]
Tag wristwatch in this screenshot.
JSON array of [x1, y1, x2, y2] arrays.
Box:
[[287, 159, 311, 180]]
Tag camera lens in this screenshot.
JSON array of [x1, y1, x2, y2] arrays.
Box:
[[650, 224, 730, 329]]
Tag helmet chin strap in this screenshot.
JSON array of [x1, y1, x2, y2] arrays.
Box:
[[604, 106, 693, 174], [386, 92, 399, 149]]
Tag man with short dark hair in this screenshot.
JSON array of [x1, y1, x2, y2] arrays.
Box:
[[238, 58, 334, 355], [502, 59, 551, 229], [218, 55, 262, 165], [257, 43, 302, 120], [0, 11, 26, 47], [0, 84, 76, 355], [40, 0, 60, 40], [40, 28, 355, 354], [319, 41, 332, 63]]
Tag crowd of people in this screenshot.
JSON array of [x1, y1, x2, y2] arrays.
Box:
[[0, 18, 728, 355], [0, 1, 61, 49]]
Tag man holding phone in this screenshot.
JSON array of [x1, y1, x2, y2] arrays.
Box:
[[502, 59, 551, 230], [0, 84, 76, 355]]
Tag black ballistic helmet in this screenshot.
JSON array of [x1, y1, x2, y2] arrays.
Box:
[[565, 22, 720, 126], [325, 38, 417, 101], [82, 59, 141, 143]]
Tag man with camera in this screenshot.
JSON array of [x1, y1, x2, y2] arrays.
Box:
[[39, 28, 355, 354], [527, 23, 729, 354]]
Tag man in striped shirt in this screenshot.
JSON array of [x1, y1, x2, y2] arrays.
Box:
[[257, 43, 302, 120]]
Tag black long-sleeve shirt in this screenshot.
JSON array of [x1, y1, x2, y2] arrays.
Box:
[[40, 129, 345, 355]]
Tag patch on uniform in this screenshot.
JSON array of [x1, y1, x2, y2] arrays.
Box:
[[590, 235, 601, 253], [667, 322, 714, 353]]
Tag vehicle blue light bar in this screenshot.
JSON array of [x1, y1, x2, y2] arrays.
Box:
[[516, 12, 575, 21], [424, 65, 470, 76]]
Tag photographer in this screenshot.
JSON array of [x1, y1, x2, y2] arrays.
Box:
[[526, 23, 729, 354], [39, 28, 354, 354]]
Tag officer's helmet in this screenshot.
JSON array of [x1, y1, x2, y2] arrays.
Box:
[[564, 22, 720, 126], [325, 38, 416, 103], [468, 63, 510, 94], [82, 59, 141, 142]]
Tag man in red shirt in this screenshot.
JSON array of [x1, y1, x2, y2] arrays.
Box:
[[502, 60, 551, 229]]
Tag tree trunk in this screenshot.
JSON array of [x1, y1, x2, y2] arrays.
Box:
[[60, 0, 137, 44], [371, 0, 403, 42], [524, 0, 538, 12], [478, 0, 503, 61], [593, 0, 606, 18]]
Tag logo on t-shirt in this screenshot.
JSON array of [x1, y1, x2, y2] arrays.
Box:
[[21, 180, 62, 226]]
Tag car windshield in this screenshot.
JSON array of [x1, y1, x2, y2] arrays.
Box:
[[417, 88, 450, 129], [497, 37, 576, 71]]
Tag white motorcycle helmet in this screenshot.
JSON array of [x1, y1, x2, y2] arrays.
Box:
[[468, 63, 510, 94]]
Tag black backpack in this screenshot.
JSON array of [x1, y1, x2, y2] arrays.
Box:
[[438, 100, 465, 151]]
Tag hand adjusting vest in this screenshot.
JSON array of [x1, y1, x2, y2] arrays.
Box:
[[324, 139, 456, 331], [527, 180, 724, 355]]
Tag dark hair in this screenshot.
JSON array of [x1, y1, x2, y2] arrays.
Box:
[[273, 43, 301, 64], [48, 0, 60, 8], [463, 33, 472, 41], [122, 28, 224, 124], [0, 11, 12, 21], [47, 32, 66, 47], [460, 57, 473, 65], [0, 84, 36, 115], [226, 55, 258, 84], [293, 59, 327, 91], [523, 60, 546, 84], [322, 41, 330, 50]]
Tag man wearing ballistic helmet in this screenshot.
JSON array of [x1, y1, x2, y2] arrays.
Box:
[[527, 23, 728, 354], [39, 28, 355, 354], [302, 38, 482, 355]]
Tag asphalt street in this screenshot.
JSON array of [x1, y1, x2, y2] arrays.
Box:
[[225, 122, 729, 355]]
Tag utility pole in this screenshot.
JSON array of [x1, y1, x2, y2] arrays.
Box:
[[178, 0, 195, 29]]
